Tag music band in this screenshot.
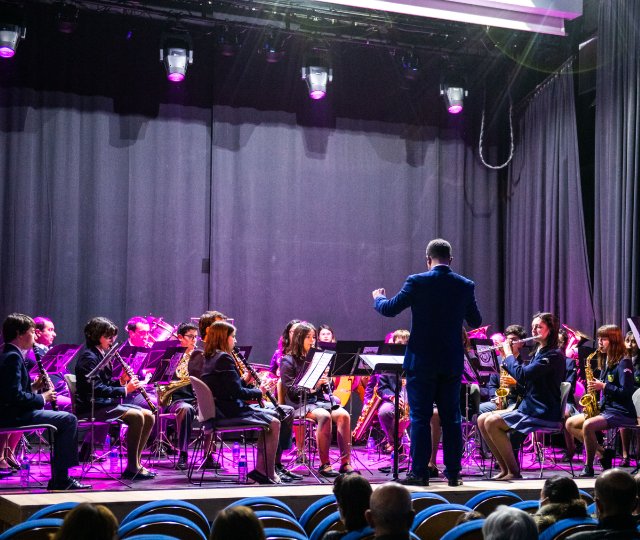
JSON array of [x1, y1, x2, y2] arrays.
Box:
[[1, 239, 639, 490]]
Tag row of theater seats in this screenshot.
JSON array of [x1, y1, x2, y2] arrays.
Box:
[[0, 490, 604, 540]]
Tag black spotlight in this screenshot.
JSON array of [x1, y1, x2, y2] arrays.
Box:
[[258, 31, 285, 63], [56, 3, 79, 34], [216, 25, 241, 57], [400, 49, 421, 80]]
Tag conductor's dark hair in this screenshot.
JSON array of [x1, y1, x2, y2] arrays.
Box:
[[426, 238, 452, 260]]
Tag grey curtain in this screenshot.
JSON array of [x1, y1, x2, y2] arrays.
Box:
[[593, 0, 640, 327], [505, 61, 595, 334]]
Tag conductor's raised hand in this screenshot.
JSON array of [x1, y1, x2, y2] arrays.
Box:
[[372, 288, 386, 299]]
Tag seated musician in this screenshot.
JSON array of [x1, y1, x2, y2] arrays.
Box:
[[126, 316, 151, 348], [162, 322, 198, 470], [620, 331, 640, 467], [565, 324, 636, 478], [0, 313, 89, 491], [75, 317, 156, 480], [280, 322, 355, 477], [189, 310, 228, 379], [269, 319, 301, 376], [477, 312, 565, 480], [201, 321, 282, 484]]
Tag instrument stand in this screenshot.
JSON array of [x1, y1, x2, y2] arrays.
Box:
[[145, 386, 178, 468]]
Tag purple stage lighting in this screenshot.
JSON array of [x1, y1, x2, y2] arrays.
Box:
[[441, 84, 467, 115], [0, 24, 26, 59], [448, 104, 463, 114], [301, 65, 333, 101], [160, 44, 193, 83], [168, 72, 185, 82], [310, 90, 326, 100]]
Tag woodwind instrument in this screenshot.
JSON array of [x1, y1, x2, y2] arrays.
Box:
[[495, 366, 510, 410], [352, 389, 382, 442], [232, 347, 286, 420], [35, 356, 58, 411], [113, 351, 157, 414], [157, 352, 191, 408], [579, 350, 600, 419], [484, 335, 537, 351]]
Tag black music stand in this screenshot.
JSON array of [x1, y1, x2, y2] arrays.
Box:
[[360, 354, 404, 480]]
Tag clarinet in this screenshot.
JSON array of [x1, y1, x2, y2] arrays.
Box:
[[113, 351, 157, 414], [233, 347, 287, 421], [35, 356, 58, 411]]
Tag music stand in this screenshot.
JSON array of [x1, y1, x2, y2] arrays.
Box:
[[360, 354, 404, 480], [628, 317, 640, 346]]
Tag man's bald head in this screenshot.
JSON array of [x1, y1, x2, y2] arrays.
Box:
[[366, 482, 414, 535], [595, 469, 637, 518]]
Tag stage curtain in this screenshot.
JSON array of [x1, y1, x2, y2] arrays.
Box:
[[504, 61, 595, 335], [593, 0, 640, 327]]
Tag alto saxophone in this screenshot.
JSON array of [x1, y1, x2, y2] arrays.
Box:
[[579, 350, 600, 419], [495, 366, 510, 410], [352, 389, 382, 443], [157, 351, 192, 408]]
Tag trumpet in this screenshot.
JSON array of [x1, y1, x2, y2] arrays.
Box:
[[484, 336, 537, 352]]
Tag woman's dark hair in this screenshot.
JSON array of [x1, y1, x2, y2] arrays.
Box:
[[204, 321, 236, 356], [532, 312, 559, 350], [542, 475, 580, 504], [210, 506, 265, 540], [2, 313, 35, 342], [333, 473, 372, 530], [52, 503, 118, 540], [280, 319, 301, 355], [84, 317, 118, 347], [289, 322, 316, 359]]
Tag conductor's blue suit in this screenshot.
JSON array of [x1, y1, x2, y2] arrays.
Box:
[[374, 264, 482, 480]]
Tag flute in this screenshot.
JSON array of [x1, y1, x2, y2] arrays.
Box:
[[232, 347, 287, 421], [483, 335, 537, 351]]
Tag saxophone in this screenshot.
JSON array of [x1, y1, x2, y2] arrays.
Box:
[[352, 389, 382, 443], [157, 352, 192, 408], [579, 350, 600, 419], [495, 366, 510, 410]]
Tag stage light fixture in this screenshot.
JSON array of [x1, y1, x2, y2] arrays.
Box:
[[160, 32, 193, 83], [0, 23, 26, 59], [217, 26, 241, 57], [400, 50, 421, 80], [301, 45, 333, 100], [56, 3, 79, 34], [259, 32, 285, 63], [440, 83, 468, 114]]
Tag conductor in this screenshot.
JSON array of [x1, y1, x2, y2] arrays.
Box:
[[372, 238, 482, 486]]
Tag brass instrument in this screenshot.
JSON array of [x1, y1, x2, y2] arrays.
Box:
[[35, 356, 58, 411], [232, 347, 286, 420], [495, 366, 510, 410], [157, 351, 192, 408], [353, 389, 382, 442], [579, 350, 600, 419], [114, 351, 157, 414]]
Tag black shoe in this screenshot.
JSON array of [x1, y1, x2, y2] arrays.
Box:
[[578, 466, 595, 478], [400, 472, 429, 486], [47, 477, 92, 491], [447, 476, 463, 486], [338, 463, 356, 475], [427, 465, 440, 478], [176, 453, 188, 471], [276, 464, 302, 481], [203, 455, 222, 469], [247, 469, 276, 484], [621, 457, 632, 468], [318, 464, 339, 478], [121, 468, 156, 480], [600, 448, 615, 470]]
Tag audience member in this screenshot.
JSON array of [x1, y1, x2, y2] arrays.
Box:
[[365, 482, 415, 539], [52, 503, 118, 540], [454, 511, 484, 526], [210, 506, 265, 540], [322, 474, 373, 540], [482, 506, 537, 540], [534, 475, 588, 532], [567, 468, 640, 539]]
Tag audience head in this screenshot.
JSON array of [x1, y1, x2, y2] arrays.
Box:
[[199, 311, 228, 339], [317, 324, 336, 344], [426, 238, 452, 265], [210, 506, 265, 540], [482, 506, 537, 540], [594, 468, 637, 519], [52, 503, 118, 540], [204, 321, 237, 356], [392, 329, 410, 345], [366, 482, 414, 536], [333, 473, 372, 531], [2, 313, 35, 345], [84, 317, 118, 349], [34, 316, 56, 347], [289, 322, 316, 358], [540, 475, 581, 506], [455, 511, 484, 526]]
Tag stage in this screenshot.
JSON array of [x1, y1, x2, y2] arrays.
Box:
[[0, 445, 599, 531]]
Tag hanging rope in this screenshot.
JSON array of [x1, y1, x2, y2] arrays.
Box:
[[478, 93, 514, 170]]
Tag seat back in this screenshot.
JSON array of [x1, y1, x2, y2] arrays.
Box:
[[229, 497, 296, 518], [0, 518, 63, 540], [278, 379, 286, 406], [411, 492, 450, 513], [64, 374, 78, 413], [189, 377, 216, 423], [538, 517, 598, 540], [254, 511, 305, 535], [632, 387, 640, 420], [299, 495, 338, 534], [510, 500, 539, 514], [118, 514, 207, 540], [121, 500, 209, 537], [559, 382, 571, 421], [465, 491, 522, 516], [28, 502, 79, 521], [411, 504, 472, 540], [263, 528, 309, 540], [309, 511, 344, 540], [578, 489, 594, 505], [440, 519, 485, 540]]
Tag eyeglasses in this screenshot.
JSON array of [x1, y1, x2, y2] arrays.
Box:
[[183, 334, 198, 340]]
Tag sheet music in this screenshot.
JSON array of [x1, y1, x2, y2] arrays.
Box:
[[298, 350, 333, 391]]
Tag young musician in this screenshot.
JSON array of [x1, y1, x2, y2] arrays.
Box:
[[477, 312, 565, 480], [164, 322, 198, 470], [126, 316, 151, 348], [565, 324, 636, 477], [75, 317, 156, 480], [269, 319, 301, 376], [0, 313, 89, 490], [201, 321, 281, 484], [280, 322, 354, 477]]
